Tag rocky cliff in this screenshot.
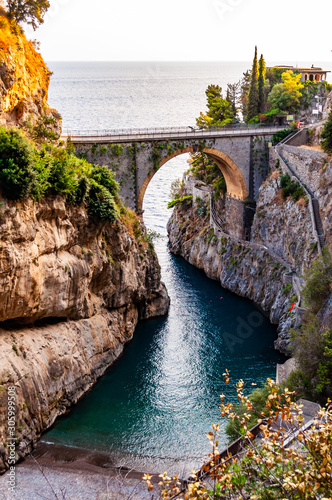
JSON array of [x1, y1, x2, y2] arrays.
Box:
[[250, 170, 318, 275], [167, 161, 322, 354], [0, 197, 169, 472], [0, 7, 61, 136], [0, 4, 171, 473]]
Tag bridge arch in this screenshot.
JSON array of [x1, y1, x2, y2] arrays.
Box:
[[137, 146, 248, 212]]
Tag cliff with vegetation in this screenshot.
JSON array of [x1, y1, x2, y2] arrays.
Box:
[[0, 11, 170, 472], [0, 7, 61, 137], [0, 193, 169, 473], [167, 150, 330, 354]]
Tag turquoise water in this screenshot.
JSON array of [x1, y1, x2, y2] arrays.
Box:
[[43, 158, 286, 474], [43, 63, 286, 474]]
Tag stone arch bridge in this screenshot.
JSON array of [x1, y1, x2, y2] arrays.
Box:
[[67, 125, 285, 238]]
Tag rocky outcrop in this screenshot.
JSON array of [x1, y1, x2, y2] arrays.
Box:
[[0, 197, 169, 472], [251, 171, 318, 275], [167, 166, 320, 354], [0, 8, 61, 135], [168, 207, 291, 321]]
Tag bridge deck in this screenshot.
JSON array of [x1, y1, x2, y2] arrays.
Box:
[[62, 125, 287, 143]]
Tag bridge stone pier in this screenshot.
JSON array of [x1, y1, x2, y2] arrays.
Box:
[[68, 125, 284, 239]]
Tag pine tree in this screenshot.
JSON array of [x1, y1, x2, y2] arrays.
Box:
[[240, 70, 251, 119], [321, 108, 332, 154], [258, 54, 266, 113], [246, 46, 259, 122], [226, 81, 241, 118], [196, 84, 235, 129]]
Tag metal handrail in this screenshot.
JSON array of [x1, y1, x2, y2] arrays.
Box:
[[61, 124, 287, 140]]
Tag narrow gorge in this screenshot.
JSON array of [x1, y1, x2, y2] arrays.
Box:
[[167, 136, 332, 354], [0, 196, 169, 473]]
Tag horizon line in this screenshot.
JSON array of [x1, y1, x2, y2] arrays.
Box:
[[46, 59, 332, 64]]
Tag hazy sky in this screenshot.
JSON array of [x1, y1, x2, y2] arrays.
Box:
[[30, 0, 331, 63]]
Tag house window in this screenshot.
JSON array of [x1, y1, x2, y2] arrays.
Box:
[[309, 74, 314, 81]]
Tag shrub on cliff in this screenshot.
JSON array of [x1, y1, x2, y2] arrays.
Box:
[[289, 317, 332, 402], [47, 148, 83, 198], [87, 180, 119, 222], [302, 248, 332, 314], [188, 152, 227, 197], [280, 172, 304, 201], [0, 126, 39, 199], [0, 126, 119, 223], [90, 165, 119, 198], [169, 178, 182, 200], [321, 108, 332, 154], [167, 195, 192, 209]]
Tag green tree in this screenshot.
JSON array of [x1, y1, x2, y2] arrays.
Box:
[[258, 54, 266, 113], [196, 84, 235, 129], [188, 152, 226, 197], [5, 0, 50, 30], [169, 178, 182, 200], [0, 126, 38, 199], [226, 81, 241, 119], [265, 66, 284, 87], [321, 107, 332, 154], [268, 70, 304, 113], [240, 70, 251, 119], [246, 46, 260, 122]]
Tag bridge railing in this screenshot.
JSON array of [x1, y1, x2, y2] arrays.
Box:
[[61, 123, 288, 139]]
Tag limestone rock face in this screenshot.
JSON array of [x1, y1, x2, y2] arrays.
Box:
[[0, 197, 169, 472], [251, 172, 318, 275], [0, 197, 168, 324], [167, 169, 320, 355], [0, 8, 61, 134], [167, 202, 293, 352]]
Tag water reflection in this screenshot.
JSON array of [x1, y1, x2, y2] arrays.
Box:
[[42, 155, 286, 474]]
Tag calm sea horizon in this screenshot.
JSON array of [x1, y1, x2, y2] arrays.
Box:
[[47, 60, 332, 132]]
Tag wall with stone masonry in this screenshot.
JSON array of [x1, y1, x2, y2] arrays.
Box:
[[225, 196, 245, 240], [279, 145, 328, 193]]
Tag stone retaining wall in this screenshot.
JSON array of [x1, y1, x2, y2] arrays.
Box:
[[279, 145, 327, 193]]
